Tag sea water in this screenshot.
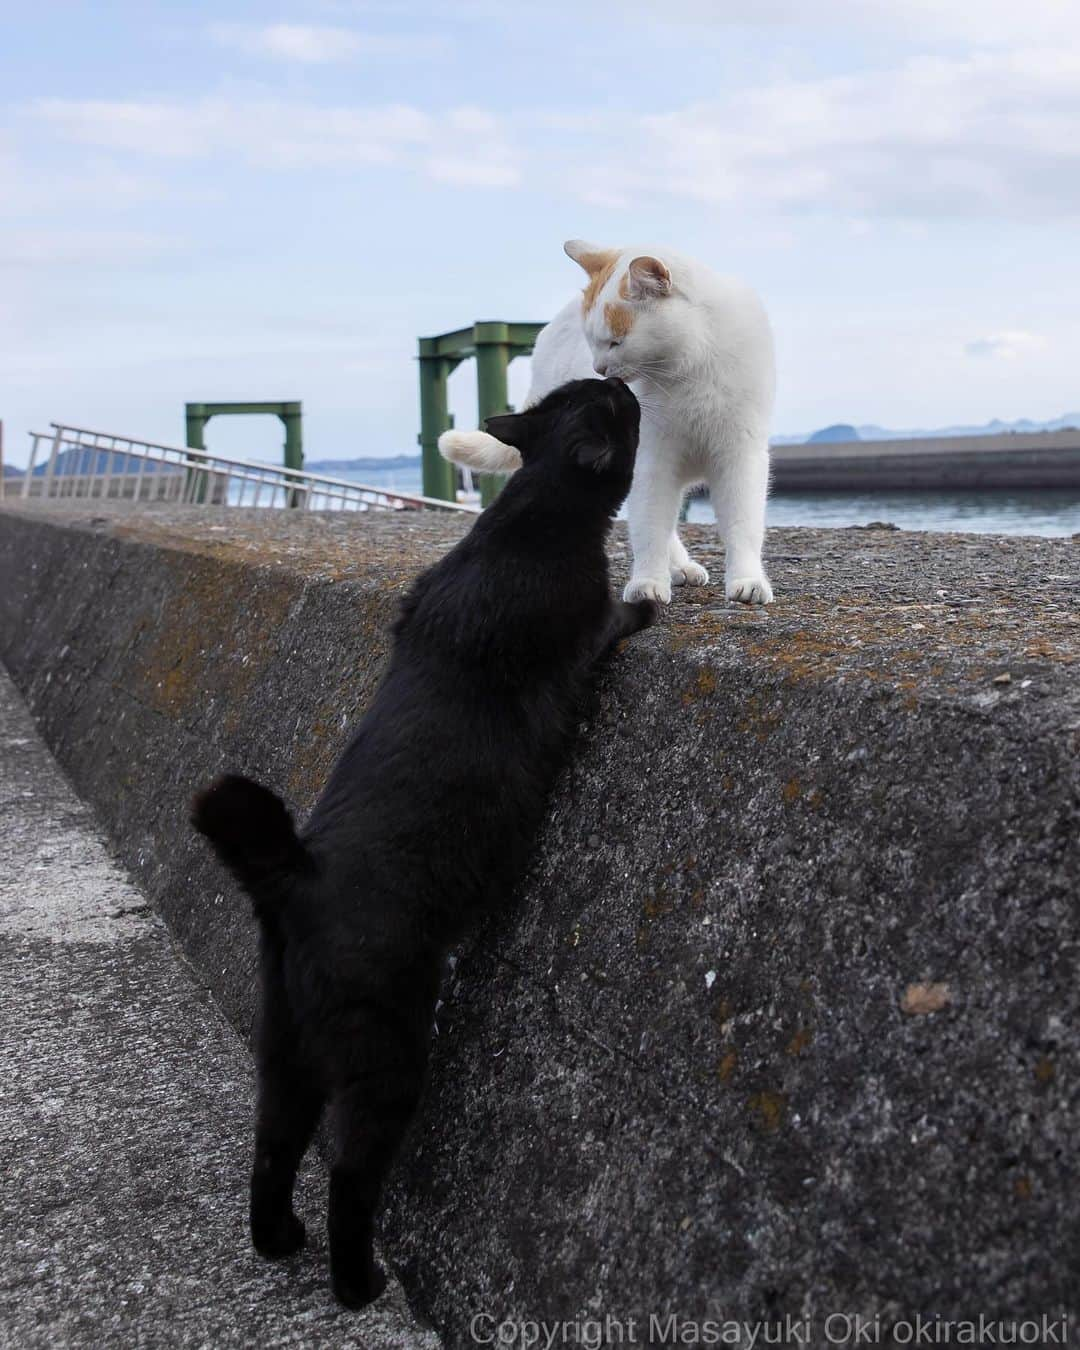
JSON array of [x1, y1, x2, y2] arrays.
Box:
[[333, 464, 1080, 537]]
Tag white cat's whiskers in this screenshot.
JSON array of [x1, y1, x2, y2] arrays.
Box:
[[632, 364, 680, 398], [633, 398, 676, 432]]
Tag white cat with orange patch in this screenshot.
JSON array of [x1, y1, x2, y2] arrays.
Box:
[[440, 239, 775, 605]]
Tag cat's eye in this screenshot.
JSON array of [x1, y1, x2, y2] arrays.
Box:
[[608, 339, 622, 348]]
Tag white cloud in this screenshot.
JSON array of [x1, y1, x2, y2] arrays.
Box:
[[24, 41, 1080, 220], [29, 95, 520, 187], [618, 0, 1080, 46], [1, 229, 182, 269], [425, 108, 520, 187], [0, 139, 183, 218], [621, 48, 1080, 219], [32, 97, 427, 168], [426, 157, 519, 188], [964, 331, 1048, 360], [207, 22, 443, 63], [329, 0, 1080, 43]]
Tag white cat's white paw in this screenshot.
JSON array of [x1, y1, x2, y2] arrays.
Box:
[[671, 560, 709, 587], [726, 574, 774, 605], [624, 576, 672, 605]]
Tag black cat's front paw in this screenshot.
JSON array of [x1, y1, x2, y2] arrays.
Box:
[[252, 1211, 306, 1259], [630, 598, 659, 632], [332, 1261, 387, 1309], [606, 598, 658, 653]]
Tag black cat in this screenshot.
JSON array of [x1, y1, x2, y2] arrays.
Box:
[[192, 377, 654, 1308]]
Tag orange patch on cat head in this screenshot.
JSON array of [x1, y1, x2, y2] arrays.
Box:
[[604, 301, 635, 338], [564, 240, 621, 313], [580, 252, 620, 312]]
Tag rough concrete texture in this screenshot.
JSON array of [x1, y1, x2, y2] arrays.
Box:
[[0, 664, 440, 1348], [1, 501, 1078, 1347]]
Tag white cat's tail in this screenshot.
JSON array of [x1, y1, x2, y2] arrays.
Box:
[[438, 429, 522, 474]]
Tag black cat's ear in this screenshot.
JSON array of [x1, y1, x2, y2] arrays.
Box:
[[573, 440, 615, 474], [484, 412, 537, 454]]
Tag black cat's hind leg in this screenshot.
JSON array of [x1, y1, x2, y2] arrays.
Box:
[[251, 1063, 322, 1258], [326, 1071, 422, 1308], [250, 978, 323, 1260]]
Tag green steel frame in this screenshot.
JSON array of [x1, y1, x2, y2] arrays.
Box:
[[418, 322, 544, 507], [185, 401, 303, 505]]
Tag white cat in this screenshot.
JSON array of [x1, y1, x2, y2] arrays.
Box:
[[440, 239, 775, 606]]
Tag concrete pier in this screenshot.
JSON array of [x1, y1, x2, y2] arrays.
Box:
[[770, 426, 1080, 490], [1, 501, 1077, 1347]]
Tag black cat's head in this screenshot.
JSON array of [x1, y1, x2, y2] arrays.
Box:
[[483, 378, 640, 507]]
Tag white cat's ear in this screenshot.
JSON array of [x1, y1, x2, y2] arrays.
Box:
[[625, 255, 672, 299], [564, 239, 613, 273]]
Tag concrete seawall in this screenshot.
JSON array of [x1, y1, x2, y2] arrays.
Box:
[[1, 501, 1078, 1345], [770, 427, 1080, 490]]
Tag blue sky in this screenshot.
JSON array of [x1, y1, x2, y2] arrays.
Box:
[[3, 0, 1079, 466]]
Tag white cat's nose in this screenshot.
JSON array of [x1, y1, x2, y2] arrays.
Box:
[[593, 358, 609, 376]]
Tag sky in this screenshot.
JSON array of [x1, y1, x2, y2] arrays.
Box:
[[3, 0, 1079, 467]]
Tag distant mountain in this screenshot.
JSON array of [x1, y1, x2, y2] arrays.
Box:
[[306, 454, 421, 473], [28, 449, 175, 476], [772, 412, 1080, 447], [2, 464, 24, 477], [806, 423, 859, 444]]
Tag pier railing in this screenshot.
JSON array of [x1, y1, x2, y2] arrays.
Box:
[[22, 424, 478, 514]]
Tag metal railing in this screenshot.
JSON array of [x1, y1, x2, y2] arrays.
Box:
[[22, 423, 478, 514]]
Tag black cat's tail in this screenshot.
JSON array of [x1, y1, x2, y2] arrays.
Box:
[[191, 774, 310, 910]]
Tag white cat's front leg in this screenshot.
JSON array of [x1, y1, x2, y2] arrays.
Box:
[[669, 529, 709, 587], [709, 439, 773, 605], [624, 447, 686, 606]]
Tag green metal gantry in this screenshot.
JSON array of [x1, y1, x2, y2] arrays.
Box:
[[418, 322, 544, 507], [185, 401, 303, 504]]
